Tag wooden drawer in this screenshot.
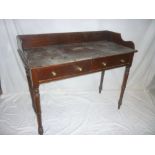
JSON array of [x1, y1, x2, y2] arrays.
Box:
[[36, 60, 91, 82], [92, 53, 132, 71]]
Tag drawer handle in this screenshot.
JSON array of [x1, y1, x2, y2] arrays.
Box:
[[120, 59, 125, 63], [76, 66, 83, 72], [51, 71, 57, 76], [102, 62, 107, 66]]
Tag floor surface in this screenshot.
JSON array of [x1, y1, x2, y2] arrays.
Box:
[[0, 90, 155, 135]]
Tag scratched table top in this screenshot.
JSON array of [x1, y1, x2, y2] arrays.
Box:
[[24, 40, 136, 68]]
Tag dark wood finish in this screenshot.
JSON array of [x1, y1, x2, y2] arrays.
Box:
[[17, 31, 135, 50], [31, 87, 43, 134], [99, 71, 105, 93], [17, 31, 137, 134], [92, 53, 132, 71], [0, 80, 2, 95], [118, 66, 130, 109], [36, 60, 92, 83]]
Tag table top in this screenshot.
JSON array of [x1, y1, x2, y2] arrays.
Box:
[[24, 40, 136, 68]]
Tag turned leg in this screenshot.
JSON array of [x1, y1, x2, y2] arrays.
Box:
[[26, 74, 36, 113], [118, 66, 130, 109], [99, 70, 105, 93], [32, 87, 43, 135], [26, 70, 43, 134]]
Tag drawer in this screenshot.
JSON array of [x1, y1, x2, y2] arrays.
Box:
[[36, 60, 91, 82], [92, 53, 132, 71]]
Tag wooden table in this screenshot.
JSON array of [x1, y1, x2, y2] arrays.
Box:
[[17, 31, 137, 134]]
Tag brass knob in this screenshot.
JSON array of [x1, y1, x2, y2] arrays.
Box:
[[76, 66, 83, 72], [120, 59, 125, 63], [102, 62, 107, 66], [51, 71, 57, 76]]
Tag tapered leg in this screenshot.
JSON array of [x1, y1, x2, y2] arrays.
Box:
[[118, 66, 130, 109], [26, 74, 36, 113], [26, 70, 43, 135], [99, 70, 105, 93], [32, 87, 43, 135]]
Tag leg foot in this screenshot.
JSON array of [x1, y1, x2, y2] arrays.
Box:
[[118, 99, 122, 109], [36, 112, 44, 135], [99, 87, 102, 94], [38, 126, 44, 135]]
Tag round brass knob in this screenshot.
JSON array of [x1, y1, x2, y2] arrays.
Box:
[[76, 66, 83, 72], [102, 62, 107, 66], [51, 71, 57, 76], [120, 59, 125, 63]]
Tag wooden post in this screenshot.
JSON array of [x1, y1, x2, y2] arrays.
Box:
[[118, 66, 130, 109], [26, 69, 43, 135], [32, 87, 43, 135], [99, 70, 105, 93]]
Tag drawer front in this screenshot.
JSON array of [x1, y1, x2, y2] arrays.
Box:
[[92, 53, 132, 71], [36, 60, 91, 82]]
